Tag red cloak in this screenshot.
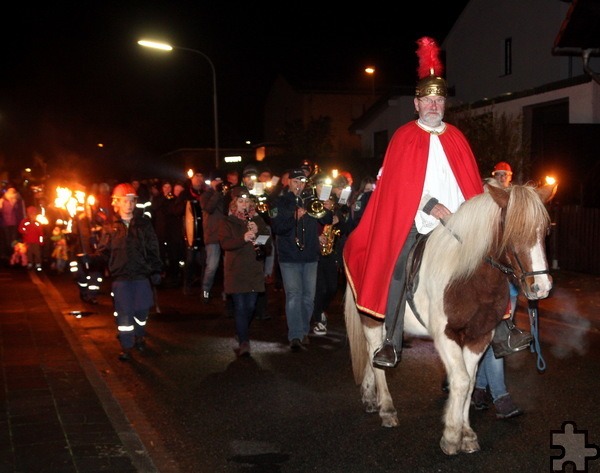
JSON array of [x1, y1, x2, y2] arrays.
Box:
[[343, 120, 483, 319]]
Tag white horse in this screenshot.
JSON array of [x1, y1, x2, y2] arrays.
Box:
[[344, 182, 555, 455]]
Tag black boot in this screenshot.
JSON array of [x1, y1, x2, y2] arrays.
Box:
[[491, 318, 532, 358], [373, 341, 401, 368]]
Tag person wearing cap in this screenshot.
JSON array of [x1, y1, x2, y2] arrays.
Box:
[[199, 170, 226, 303], [491, 161, 513, 187], [241, 165, 259, 192], [344, 37, 483, 368], [91, 183, 163, 361], [219, 186, 271, 357], [270, 168, 333, 351]]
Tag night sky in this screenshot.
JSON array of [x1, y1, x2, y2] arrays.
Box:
[[1, 2, 468, 181]]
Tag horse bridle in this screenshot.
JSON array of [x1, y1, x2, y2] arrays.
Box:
[[485, 253, 551, 299], [441, 218, 550, 298]]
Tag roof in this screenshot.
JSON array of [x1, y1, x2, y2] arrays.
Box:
[[552, 0, 600, 84], [553, 0, 600, 50]]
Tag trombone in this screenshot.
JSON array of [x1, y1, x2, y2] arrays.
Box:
[[299, 183, 327, 219]]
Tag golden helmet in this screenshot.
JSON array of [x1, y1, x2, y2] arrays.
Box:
[[416, 73, 447, 98], [415, 37, 447, 98]]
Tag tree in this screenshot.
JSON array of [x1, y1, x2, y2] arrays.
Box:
[[446, 108, 531, 183], [264, 116, 334, 172]]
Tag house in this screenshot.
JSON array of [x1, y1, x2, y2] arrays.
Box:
[[353, 0, 600, 205], [351, 0, 600, 273]]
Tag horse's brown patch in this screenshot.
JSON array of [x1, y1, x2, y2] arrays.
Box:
[[443, 264, 507, 353]]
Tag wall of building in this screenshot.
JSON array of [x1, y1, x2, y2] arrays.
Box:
[[444, 0, 573, 104]]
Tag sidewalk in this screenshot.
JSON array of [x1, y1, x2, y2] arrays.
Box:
[[0, 266, 158, 473]]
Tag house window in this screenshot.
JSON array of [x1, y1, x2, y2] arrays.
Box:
[[504, 38, 512, 76]]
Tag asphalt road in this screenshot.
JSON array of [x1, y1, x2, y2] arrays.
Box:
[[40, 269, 600, 472]]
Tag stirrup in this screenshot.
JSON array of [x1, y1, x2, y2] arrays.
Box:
[[492, 321, 533, 358], [373, 342, 401, 369]]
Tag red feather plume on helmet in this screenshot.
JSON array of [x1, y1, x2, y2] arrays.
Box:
[[416, 37, 444, 79]]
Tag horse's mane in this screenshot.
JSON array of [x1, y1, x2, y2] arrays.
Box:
[[502, 184, 551, 253], [425, 182, 550, 283]]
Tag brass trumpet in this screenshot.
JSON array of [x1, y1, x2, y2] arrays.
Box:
[[255, 195, 269, 214]]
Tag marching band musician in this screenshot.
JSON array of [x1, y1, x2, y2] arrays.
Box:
[[310, 173, 351, 336], [218, 186, 271, 357], [240, 164, 273, 320], [270, 168, 333, 351]]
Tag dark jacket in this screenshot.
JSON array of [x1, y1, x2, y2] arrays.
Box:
[[270, 189, 333, 263], [200, 188, 225, 245], [219, 213, 271, 294], [349, 191, 373, 231], [95, 215, 162, 281]]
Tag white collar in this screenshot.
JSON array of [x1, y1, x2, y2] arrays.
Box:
[[416, 119, 446, 135]]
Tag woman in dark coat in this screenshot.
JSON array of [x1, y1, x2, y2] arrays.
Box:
[[219, 187, 271, 357]]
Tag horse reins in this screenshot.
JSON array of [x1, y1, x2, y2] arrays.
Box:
[[485, 253, 550, 372]]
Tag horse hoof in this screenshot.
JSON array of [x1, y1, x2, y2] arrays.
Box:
[[381, 415, 399, 428], [440, 438, 459, 456], [461, 440, 480, 454], [460, 443, 481, 453]]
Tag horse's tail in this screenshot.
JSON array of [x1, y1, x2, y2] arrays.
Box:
[[344, 283, 368, 385]]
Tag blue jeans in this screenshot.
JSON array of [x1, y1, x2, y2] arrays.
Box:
[[231, 292, 258, 344], [184, 246, 206, 290], [279, 261, 318, 341], [509, 281, 518, 317], [475, 346, 508, 402], [202, 243, 221, 293]]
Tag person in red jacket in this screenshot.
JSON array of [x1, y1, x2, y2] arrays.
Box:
[[344, 37, 483, 368], [18, 206, 44, 271]]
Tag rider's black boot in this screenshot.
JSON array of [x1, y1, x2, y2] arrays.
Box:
[[491, 318, 532, 358]]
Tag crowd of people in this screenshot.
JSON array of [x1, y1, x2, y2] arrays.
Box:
[[0, 162, 375, 361]]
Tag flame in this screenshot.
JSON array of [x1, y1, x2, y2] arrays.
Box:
[[54, 186, 80, 218]]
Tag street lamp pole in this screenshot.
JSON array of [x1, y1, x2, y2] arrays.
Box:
[[137, 40, 220, 169]]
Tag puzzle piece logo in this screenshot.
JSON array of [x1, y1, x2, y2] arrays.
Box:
[[551, 421, 599, 472]]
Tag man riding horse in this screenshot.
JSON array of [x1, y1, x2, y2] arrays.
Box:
[[344, 37, 506, 368]]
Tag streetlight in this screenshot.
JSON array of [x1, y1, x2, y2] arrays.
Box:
[[365, 66, 375, 96], [138, 39, 220, 169]]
